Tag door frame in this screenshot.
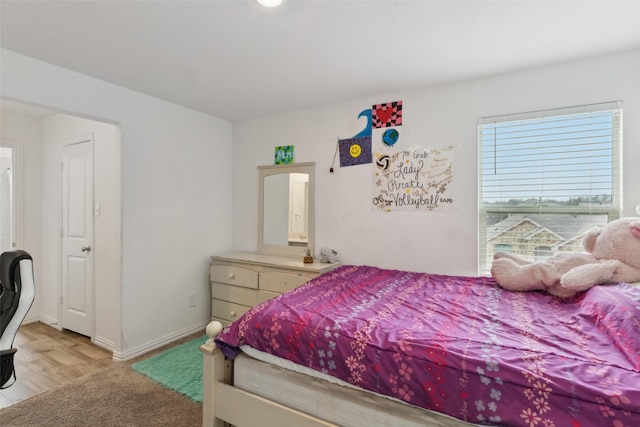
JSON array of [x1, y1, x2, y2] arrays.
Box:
[[0, 138, 24, 252]]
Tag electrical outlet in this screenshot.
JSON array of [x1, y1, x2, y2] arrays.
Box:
[[188, 293, 197, 307]]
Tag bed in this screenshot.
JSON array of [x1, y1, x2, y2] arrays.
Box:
[[201, 264, 640, 427]]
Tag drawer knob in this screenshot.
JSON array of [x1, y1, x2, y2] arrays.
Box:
[[228, 273, 235, 279], [230, 311, 237, 317]]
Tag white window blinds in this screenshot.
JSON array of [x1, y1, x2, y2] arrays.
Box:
[[478, 101, 622, 273]]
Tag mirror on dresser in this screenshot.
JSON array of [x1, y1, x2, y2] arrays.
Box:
[[258, 162, 314, 257]]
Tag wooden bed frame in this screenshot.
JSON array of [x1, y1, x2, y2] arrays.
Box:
[[200, 321, 474, 427]]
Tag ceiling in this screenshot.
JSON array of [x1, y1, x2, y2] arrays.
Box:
[[2, 0, 640, 122]]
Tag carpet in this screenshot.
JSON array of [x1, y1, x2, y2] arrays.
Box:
[[0, 362, 201, 426], [131, 334, 208, 403]]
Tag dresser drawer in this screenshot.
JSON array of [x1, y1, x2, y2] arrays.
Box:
[[210, 317, 232, 328], [212, 282, 259, 306], [210, 265, 258, 289], [260, 271, 310, 294], [211, 299, 252, 323], [258, 290, 280, 304]]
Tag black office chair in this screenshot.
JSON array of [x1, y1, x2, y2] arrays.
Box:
[[0, 250, 35, 388]]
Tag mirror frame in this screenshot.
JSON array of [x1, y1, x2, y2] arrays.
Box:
[[258, 162, 315, 258]]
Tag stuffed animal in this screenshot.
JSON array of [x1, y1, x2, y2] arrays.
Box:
[[491, 217, 640, 298], [319, 247, 340, 263]]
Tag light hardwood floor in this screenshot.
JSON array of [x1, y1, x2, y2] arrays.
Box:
[[0, 321, 113, 409]]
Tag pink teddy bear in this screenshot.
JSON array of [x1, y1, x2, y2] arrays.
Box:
[[491, 217, 640, 298]]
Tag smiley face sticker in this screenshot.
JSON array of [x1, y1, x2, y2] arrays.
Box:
[[349, 143, 362, 158]]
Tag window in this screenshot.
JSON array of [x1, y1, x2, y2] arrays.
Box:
[[0, 140, 22, 253], [478, 102, 622, 273]]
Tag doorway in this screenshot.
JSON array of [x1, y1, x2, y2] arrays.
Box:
[[1, 100, 121, 353]]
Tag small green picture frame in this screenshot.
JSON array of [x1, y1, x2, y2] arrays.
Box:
[[275, 145, 294, 164]]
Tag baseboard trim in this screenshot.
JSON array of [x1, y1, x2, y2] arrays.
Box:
[[22, 316, 207, 362], [92, 335, 115, 352], [22, 314, 40, 325], [112, 321, 209, 362], [24, 314, 60, 329]]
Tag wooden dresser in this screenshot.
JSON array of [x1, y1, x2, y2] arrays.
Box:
[[210, 251, 340, 325]]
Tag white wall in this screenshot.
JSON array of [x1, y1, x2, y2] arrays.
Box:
[[0, 111, 43, 316], [1, 48, 233, 359], [232, 49, 640, 276]]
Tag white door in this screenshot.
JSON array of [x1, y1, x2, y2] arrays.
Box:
[[61, 138, 94, 337]]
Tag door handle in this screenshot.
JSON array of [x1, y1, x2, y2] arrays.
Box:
[[81, 246, 92, 252]]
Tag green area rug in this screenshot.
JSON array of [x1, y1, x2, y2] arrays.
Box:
[[132, 335, 208, 403]]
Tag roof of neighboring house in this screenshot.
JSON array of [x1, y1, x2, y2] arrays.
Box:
[[487, 214, 608, 242]]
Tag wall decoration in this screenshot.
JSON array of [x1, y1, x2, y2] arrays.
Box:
[[372, 125, 409, 151], [353, 109, 372, 137], [381, 128, 399, 147], [334, 101, 402, 170], [275, 145, 294, 164], [338, 137, 372, 167], [372, 101, 403, 128], [372, 146, 454, 212]]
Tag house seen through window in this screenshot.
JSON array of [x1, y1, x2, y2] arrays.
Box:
[[478, 102, 622, 273]]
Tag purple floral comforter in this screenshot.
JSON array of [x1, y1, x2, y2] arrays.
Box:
[[215, 265, 640, 427]]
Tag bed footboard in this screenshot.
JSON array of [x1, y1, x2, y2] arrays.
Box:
[[200, 321, 336, 427]]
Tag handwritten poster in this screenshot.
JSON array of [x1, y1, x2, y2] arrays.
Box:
[[372, 146, 454, 212]]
